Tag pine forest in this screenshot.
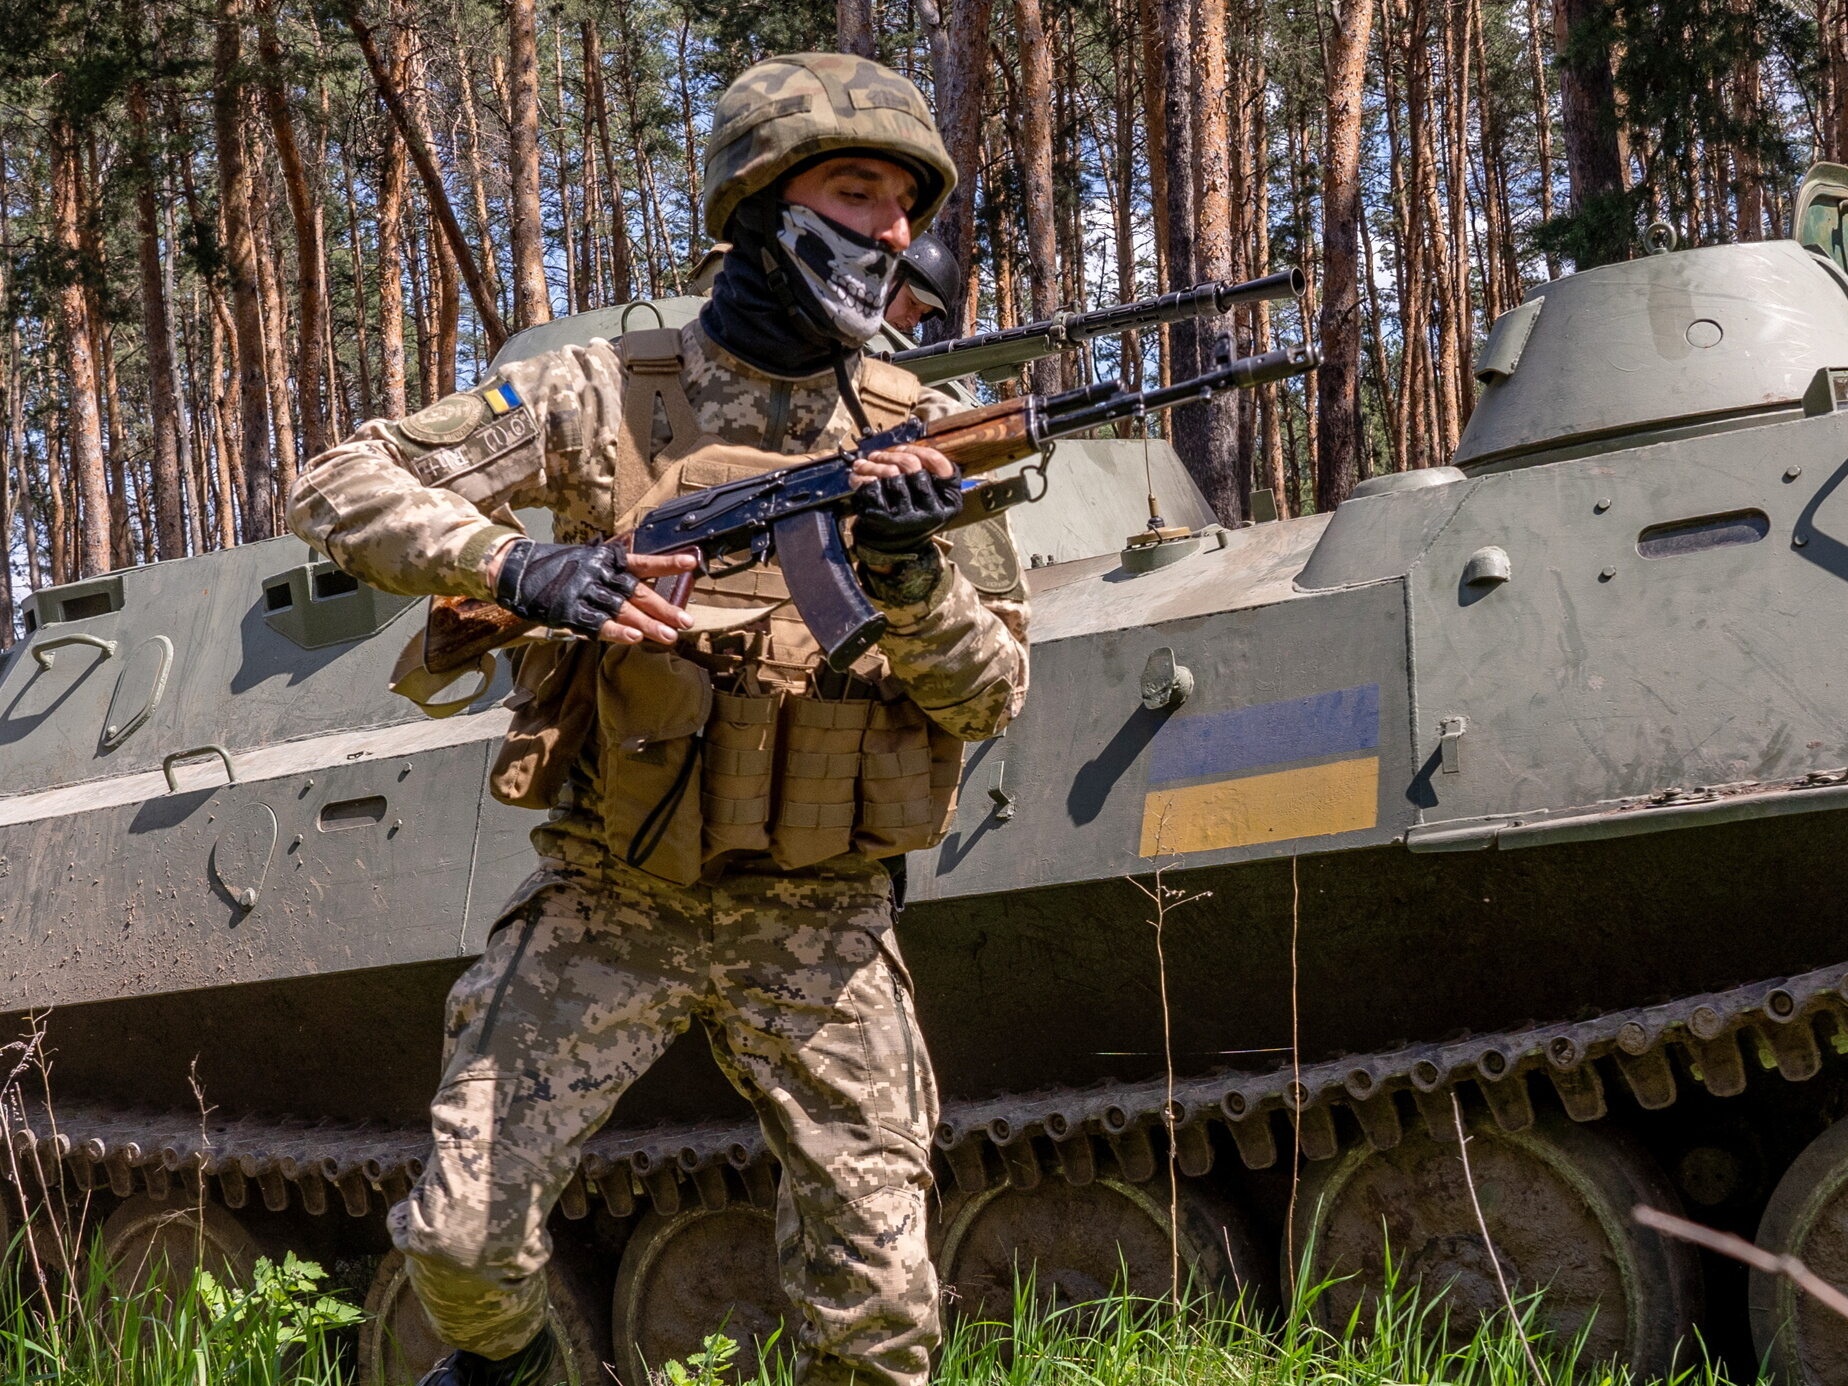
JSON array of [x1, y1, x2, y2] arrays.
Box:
[[0, 0, 1834, 643]]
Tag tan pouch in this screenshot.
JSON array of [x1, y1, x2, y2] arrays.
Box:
[[927, 722, 966, 835], [854, 698, 938, 856], [597, 645, 712, 886], [490, 641, 598, 809], [702, 685, 782, 857], [770, 695, 871, 869]]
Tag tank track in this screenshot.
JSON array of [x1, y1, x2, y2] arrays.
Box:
[[7, 957, 1847, 1221]]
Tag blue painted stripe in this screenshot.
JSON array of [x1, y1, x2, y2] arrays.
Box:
[[1148, 683, 1380, 785]]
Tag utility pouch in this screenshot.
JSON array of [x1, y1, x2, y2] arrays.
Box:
[[770, 695, 871, 869], [489, 640, 598, 809], [854, 698, 939, 856], [701, 685, 782, 858], [596, 645, 712, 886]]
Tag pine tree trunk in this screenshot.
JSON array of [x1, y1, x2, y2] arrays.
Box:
[[1012, 0, 1061, 397], [458, 34, 508, 310], [508, 0, 550, 327], [1157, 0, 1201, 482], [837, 0, 876, 55], [51, 115, 109, 575], [1528, 0, 1560, 279], [920, 0, 992, 337], [342, 0, 511, 348], [377, 49, 409, 420], [249, 136, 300, 511], [216, 0, 277, 542], [583, 22, 634, 301], [1191, 0, 1241, 521], [44, 381, 69, 583], [1554, 0, 1629, 266], [130, 84, 189, 561], [1139, 0, 1170, 383], [340, 143, 375, 419], [1315, 0, 1375, 512], [259, 1, 329, 458]]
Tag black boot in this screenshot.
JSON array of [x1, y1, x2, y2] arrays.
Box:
[[416, 1326, 560, 1386]]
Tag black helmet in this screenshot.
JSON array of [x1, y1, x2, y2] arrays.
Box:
[[894, 233, 959, 319]]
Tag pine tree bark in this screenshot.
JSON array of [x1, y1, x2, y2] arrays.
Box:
[[130, 84, 189, 561], [1554, 0, 1630, 266], [1191, 0, 1241, 521], [1012, 0, 1061, 397], [837, 0, 876, 55], [1157, 0, 1201, 483], [376, 39, 409, 420], [259, 1, 329, 458], [1139, 0, 1170, 383], [1528, 0, 1560, 278], [507, 0, 550, 327], [216, 0, 277, 542], [50, 114, 109, 575], [249, 137, 300, 510], [1315, 0, 1375, 511], [920, 0, 992, 338]]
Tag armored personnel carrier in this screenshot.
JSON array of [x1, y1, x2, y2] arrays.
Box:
[[13, 169, 1848, 1382]]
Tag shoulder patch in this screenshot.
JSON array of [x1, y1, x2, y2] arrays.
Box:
[[947, 515, 1023, 597], [400, 391, 492, 446]]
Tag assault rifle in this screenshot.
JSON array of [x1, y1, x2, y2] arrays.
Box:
[[881, 268, 1305, 385], [422, 338, 1318, 678]]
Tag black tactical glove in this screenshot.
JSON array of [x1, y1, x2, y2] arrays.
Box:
[[851, 467, 964, 555], [494, 538, 639, 639]]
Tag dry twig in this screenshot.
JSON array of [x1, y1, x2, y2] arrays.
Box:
[[1450, 1091, 1549, 1385], [1634, 1204, 1848, 1321]]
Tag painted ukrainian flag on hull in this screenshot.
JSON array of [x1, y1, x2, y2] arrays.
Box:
[[1139, 684, 1382, 856]]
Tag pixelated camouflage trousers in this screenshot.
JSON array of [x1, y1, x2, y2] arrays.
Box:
[[387, 853, 941, 1386]]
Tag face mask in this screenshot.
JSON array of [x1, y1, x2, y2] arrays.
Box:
[[774, 202, 899, 346]]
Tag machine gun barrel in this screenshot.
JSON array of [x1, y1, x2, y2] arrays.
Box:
[[884, 268, 1305, 385]]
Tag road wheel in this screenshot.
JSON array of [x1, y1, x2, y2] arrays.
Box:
[[1293, 1112, 1701, 1375], [358, 1248, 610, 1385], [936, 1175, 1269, 1323], [1750, 1116, 1848, 1384], [611, 1204, 796, 1386], [100, 1192, 264, 1310]]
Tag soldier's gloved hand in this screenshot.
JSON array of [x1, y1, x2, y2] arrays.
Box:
[[493, 538, 693, 645], [851, 466, 963, 554]]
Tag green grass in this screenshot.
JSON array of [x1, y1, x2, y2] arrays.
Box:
[[0, 1231, 1770, 1386], [0, 1229, 356, 1385]]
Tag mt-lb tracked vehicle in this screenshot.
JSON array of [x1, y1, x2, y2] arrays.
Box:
[[13, 168, 1848, 1381]]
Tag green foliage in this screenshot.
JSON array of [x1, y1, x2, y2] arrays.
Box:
[[0, 1234, 356, 1386], [662, 1329, 744, 1386], [1532, 187, 1650, 270]]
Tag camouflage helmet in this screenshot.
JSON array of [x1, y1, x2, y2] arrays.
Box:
[[701, 52, 957, 242]]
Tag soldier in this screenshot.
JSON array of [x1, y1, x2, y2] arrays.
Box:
[[288, 51, 1028, 1386], [885, 233, 958, 336]]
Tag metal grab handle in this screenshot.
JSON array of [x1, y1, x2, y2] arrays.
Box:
[[163, 744, 238, 793], [31, 633, 118, 672]]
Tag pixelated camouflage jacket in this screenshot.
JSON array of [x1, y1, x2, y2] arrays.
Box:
[[288, 319, 1030, 743]]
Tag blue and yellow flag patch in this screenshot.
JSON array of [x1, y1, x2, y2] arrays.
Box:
[[1139, 684, 1380, 856], [483, 380, 523, 416]]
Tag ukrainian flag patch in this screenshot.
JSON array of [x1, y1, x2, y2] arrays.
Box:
[[1139, 684, 1380, 856], [483, 379, 523, 415]]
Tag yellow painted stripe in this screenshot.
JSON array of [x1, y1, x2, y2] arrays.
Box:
[[1139, 756, 1380, 857]]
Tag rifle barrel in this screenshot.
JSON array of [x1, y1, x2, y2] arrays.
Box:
[[1038, 344, 1319, 443], [886, 267, 1304, 383]]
